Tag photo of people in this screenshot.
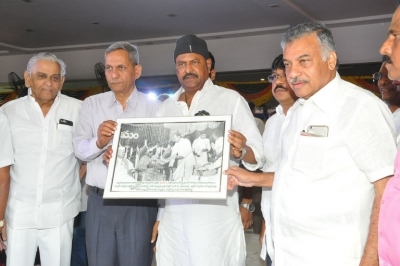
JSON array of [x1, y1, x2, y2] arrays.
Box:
[[105, 117, 230, 199]]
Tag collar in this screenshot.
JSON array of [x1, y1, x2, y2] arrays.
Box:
[[172, 78, 213, 102], [275, 105, 284, 116], [107, 87, 139, 110], [297, 72, 340, 113]]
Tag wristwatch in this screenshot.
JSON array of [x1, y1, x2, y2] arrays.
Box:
[[240, 202, 255, 213], [238, 146, 247, 160]]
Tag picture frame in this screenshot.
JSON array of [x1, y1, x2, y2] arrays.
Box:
[[103, 115, 232, 199]]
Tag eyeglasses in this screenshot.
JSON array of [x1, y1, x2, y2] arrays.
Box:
[[372, 72, 389, 81], [267, 73, 285, 83]]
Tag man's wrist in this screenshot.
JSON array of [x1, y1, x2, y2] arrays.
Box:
[[240, 202, 255, 212], [237, 146, 247, 160], [241, 198, 252, 204], [96, 139, 102, 149]]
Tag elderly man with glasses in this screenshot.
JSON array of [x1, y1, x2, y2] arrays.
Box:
[[373, 60, 400, 145]]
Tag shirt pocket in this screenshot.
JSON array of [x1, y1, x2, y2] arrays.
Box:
[[55, 124, 74, 151], [292, 135, 329, 175]]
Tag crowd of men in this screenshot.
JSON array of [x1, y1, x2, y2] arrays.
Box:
[[1, 3, 400, 266]]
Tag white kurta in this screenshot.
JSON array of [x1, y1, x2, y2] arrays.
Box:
[[271, 74, 397, 266], [2, 91, 82, 229], [156, 79, 264, 266], [171, 137, 196, 181]]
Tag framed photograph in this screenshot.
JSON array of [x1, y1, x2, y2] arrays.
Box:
[[103, 115, 232, 199]]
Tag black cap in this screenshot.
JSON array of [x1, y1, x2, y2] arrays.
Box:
[[174, 34, 209, 62]]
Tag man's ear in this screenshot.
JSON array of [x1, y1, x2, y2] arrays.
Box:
[[58, 76, 65, 91], [135, 64, 143, 79], [206, 58, 212, 73], [327, 51, 338, 71], [24, 71, 31, 88]]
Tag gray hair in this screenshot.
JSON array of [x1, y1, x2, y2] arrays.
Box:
[[281, 22, 336, 62], [27, 52, 66, 77], [105, 42, 139, 65]]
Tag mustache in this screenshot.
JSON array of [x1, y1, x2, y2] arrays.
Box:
[[289, 77, 309, 84], [183, 73, 198, 79], [383, 55, 393, 64], [274, 85, 288, 92]]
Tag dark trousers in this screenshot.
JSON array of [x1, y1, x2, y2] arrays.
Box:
[[86, 188, 157, 266], [266, 253, 272, 266], [71, 211, 88, 266]]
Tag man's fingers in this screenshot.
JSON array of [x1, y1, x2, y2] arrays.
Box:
[[151, 221, 160, 243]]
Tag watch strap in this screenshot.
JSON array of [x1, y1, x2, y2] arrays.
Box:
[[238, 146, 247, 160]]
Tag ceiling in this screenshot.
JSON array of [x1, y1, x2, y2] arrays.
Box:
[[0, 0, 397, 56]]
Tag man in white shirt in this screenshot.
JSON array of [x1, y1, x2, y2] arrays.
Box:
[[227, 22, 397, 265], [155, 34, 264, 266], [73, 42, 160, 266], [225, 54, 297, 266], [192, 132, 211, 170], [2, 53, 82, 266], [0, 110, 13, 253], [169, 133, 196, 181]]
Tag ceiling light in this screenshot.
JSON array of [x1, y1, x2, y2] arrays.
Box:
[[260, 78, 265, 81], [269, 4, 279, 8]]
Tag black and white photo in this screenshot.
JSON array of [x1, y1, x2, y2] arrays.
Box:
[[104, 115, 231, 199]]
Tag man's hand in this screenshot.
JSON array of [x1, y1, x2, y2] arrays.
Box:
[[259, 219, 266, 246], [360, 176, 390, 266], [240, 198, 253, 229], [151, 221, 160, 252], [225, 166, 254, 190], [79, 164, 87, 180], [96, 120, 117, 149], [228, 130, 247, 158], [102, 145, 113, 164], [225, 167, 274, 189], [0, 220, 7, 251]]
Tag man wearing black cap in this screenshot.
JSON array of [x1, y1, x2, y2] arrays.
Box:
[[155, 34, 264, 265]]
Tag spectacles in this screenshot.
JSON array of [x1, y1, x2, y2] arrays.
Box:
[[372, 72, 389, 81], [267, 73, 285, 83]]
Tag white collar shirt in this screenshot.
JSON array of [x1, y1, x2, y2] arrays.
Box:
[[260, 104, 292, 261], [73, 88, 160, 188], [2, 90, 82, 229], [271, 73, 397, 265]]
